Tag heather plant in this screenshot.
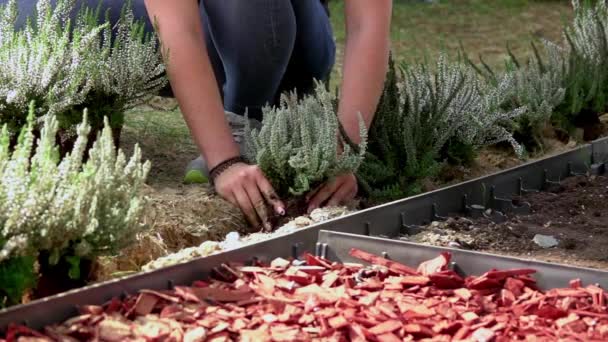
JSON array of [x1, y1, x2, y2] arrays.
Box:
[[510, 43, 566, 150], [464, 42, 567, 151], [244, 82, 367, 198], [0, 0, 166, 145], [0, 103, 150, 307], [0, 0, 103, 132], [455, 72, 527, 157], [361, 56, 525, 202], [66, 1, 167, 132], [466, 0, 608, 141], [550, 0, 608, 136]]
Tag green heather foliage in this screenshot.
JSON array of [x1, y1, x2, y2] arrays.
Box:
[[558, 0, 608, 120], [0, 0, 166, 135], [506, 42, 566, 150], [463, 41, 566, 151], [245, 83, 367, 197], [0, 255, 36, 308], [0, 104, 150, 305], [465, 0, 608, 139], [361, 56, 525, 202], [455, 71, 526, 156]]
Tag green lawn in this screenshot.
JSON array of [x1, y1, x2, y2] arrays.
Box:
[[329, 0, 572, 82], [124, 0, 574, 186]]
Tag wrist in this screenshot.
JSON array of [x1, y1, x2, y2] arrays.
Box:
[[209, 156, 249, 185], [205, 143, 241, 170]]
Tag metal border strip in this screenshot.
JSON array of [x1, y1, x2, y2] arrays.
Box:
[[317, 230, 608, 290]]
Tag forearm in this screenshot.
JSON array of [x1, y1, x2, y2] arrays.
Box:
[[338, 2, 392, 144], [146, 1, 238, 169], [164, 32, 239, 168]]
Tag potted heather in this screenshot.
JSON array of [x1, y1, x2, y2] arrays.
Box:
[[360, 55, 525, 203], [0, 0, 167, 154], [0, 104, 150, 306], [244, 82, 368, 225]]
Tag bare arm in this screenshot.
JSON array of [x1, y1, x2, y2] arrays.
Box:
[[144, 0, 238, 169], [307, 0, 392, 211], [339, 0, 392, 143], [144, 0, 284, 230]]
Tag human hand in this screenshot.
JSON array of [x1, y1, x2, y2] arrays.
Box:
[[306, 173, 358, 214], [213, 163, 285, 231]]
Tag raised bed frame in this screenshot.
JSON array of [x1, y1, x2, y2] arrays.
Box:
[[1, 137, 608, 331]]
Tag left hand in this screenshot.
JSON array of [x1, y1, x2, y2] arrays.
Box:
[[306, 173, 358, 213]]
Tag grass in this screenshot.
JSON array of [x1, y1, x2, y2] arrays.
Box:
[[121, 99, 197, 186], [329, 0, 572, 83], [124, 0, 574, 185]]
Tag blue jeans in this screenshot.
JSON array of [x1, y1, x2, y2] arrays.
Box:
[[8, 0, 336, 120]]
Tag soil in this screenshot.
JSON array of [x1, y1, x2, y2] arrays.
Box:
[[99, 96, 606, 281], [423, 128, 574, 194], [270, 196, 310, 229], [34, 253, 93, 299], [404, 175, 608, 270], [573, 109, 605, 141]]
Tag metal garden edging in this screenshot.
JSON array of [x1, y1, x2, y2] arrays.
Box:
[[0, 137, 607, 331], [317, 230, 608, 290]]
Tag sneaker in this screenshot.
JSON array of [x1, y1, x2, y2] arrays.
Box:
[[183, 111, 262, 184]]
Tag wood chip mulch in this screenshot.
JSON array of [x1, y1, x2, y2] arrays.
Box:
[[4, 249, 607, 341]]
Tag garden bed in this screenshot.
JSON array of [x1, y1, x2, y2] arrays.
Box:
[[102, 99, 584, 279], [5, 0, 608, 316], [404, 175, 608, 270]]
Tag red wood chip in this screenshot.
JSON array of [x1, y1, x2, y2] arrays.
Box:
[[349, 248, 419, 275], [321, 271, 340, 288], [270, 257, 291, 269], [328, 315, 349, 329], [570, 278, 582, 289], [5, 250, 608, 341], [429, 270, 465, 289], [369, 320, 403, 335], [417, 252, 451, 276], [190, 286, 254, 302], [133, 293, 159, 315], [138, 289, 180, 303], [376, 332, 402, 342], [472, 327, 495, 342], [303, 253, 333, 269]]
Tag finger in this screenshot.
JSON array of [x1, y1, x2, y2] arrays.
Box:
[[349, 186, 359, 201], [305, 183, 324, 202], [244, 183, 271, 231], [326, 182, 357, 207], [222, 191, 238, 207], [307, 179, 341, 214], [233, 189, 261, 229], [255, 173, 285, 215]]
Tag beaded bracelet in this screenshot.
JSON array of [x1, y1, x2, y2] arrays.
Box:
[[209, 156, 248, 185]]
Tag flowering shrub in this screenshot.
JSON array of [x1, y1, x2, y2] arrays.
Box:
[[0, 0, 166, 145], [559, 0, 608, 120], [0, 103, 150, 307], [244, 83, 367, 197], [360, 56, 525, 202], [464, 0, 608, 143]]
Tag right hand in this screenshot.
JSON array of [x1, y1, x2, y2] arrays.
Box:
[[213, 162, 285, 231]]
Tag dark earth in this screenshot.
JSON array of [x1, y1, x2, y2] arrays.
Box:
[[405, 175, 608, 270]]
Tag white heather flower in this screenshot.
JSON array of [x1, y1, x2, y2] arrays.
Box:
[[0, 0, 167, 135], [245, 83, 367, 196], [5, 89, 17, 104], [0, 105, 150, 262]]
